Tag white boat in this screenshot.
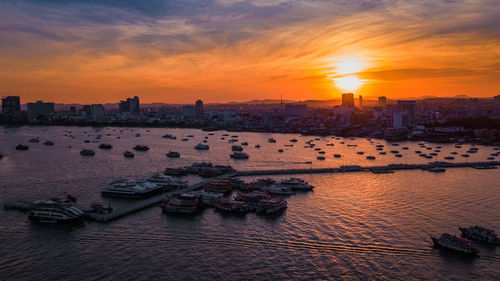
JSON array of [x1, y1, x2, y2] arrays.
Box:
[[263, 184, 295, 195], [29, 198, 84, 224], [432, 233, 479, 255], [279, 178, 314, 191], [101, 180, 162, 198], [144, 174, 187, 189]]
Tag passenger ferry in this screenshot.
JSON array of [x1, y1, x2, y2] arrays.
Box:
[[101, 180, 161, 198], [431, 233, 479, 255], [459, 226, 500, 245], [279, 178, 314, 191], [256, 198, 287, 214], [163, 194, 199, 214], [29, 198, 84, 224]]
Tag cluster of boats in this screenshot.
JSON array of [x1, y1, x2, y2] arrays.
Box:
[[164, 162, 235, 178], [432, 226, 499, 255], [162, 177, 313, 216]]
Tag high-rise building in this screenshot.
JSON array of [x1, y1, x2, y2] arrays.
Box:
[[378, 96, 387, 106], [397, 100, 416, 127], [195, 100, 204, 116], [119, 96, 140, 114], [90, 104, 105, 121], [359, 95, 363, 108], [27, 101, 54, 122], [2, 96, 21, 113], [342, 93, 354, 107]]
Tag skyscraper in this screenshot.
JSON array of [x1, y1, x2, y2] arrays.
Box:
[[27, 101, 54, 122], [342, 93, 354, 107], [397, 100, 416, 127], [378, 96, 387, 106], [119, 96, 140, 114], [359, 95, 363, 108], [195, 99, 204, 116], [2, 96, 21, 113]]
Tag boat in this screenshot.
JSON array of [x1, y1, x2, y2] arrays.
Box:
[[214, 199, 249, 214], [444, 156, 455, 160], [473, 165, 497, 170], [357, 151, 364, 155], [162, 134, 177, 139], [234, 191, 270, 206], [279, 178, 314, 191], [80, 149, 95, 156], [431, 233, 479, 255], [166, 151, 181, 158], [185, 162, 214, 174], [486, 157, 495, 160], [395, 154, 403, 158], [462, 154, 470, 158], [263, 184, 295, 195], [278, 149, 284, 153], [317, 156, 325, 160], [133, 145, 149, 151], [241, 142, 248, 146], [459, 226, 500, 244], [268, 138, 276, 143], [366, 156, 376, 160], [98, 143, 113, 149], [204, 180, 232, 194], [43, 141, 55, 146], [101, 180, 162, 198], [347, 144, 358, 147], [256, 198, 287, 214], [29, 137, 40, 143], [333, 154, 341, 158], [231, 145, 243, 151], [123, 151, 134, 158], [379, 152, 387, 155], [163, 194, 199, 214], [135, 133, 141, 137], [230, 152, 249, 159], [0, 153, 3, 159], [16, 144, 29, 150], [371, 169, 395, 174], [28, 198, 84, 224], [255, 144, 261, 148], [164, 168, 187, 176], [144, 174, 187, 190], [188, 191, 223, 206], [181, 138, 189, 141], [195, 143, 209, 150], [290, 139, 298, 143], [428, 167, 445, 173]]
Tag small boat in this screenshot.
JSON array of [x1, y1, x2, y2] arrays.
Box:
[[278, 149, 284, 153], [164, 168, 187, 176], [163, 194, 199, 214], [166, 151, 180, 158], [80, 149, 95, 156], [195, 143, 210, 150], [459, 226, 500, 244], [333, 154, 341, 158], [402, 147, 409, 150], [444, 156, 455, 160], [44, 141, 55, 146], [264, 184, 295, 195], [133, 145, 150, 151], [290, 139, 298, 143], [415, 151, 422, 154], [123, 151, 134, 158], [188, 191, 223, 206], [268, 138, 276, 143], [318, 151, 325, 154], [428, 167, 445, 173], [366, 156, 376, 160], [135, 133, 141, 137], [162, 134, 177, 139], [317, 156, 325, 160], [230, 152, 249, 159], [232, 145, 243, 151], [204, 180, 232, 194], [255, 144, 261, 148], [379, 152, 387, 155], [395, 154, 403, 158], [390, 150, 399, 154], [451, 152, 458, 154], [181, 138, 189, 141], [29, 138, 40, 143], [462, 154, 470, 158], [234, 191, 269, 206], [241, 142, 248, 146], [357, 151, 364, 155], [487, 157, 495, 160], [15, 144, 29, 150], [256, 198, 287, 214], [98, 143, 113, 149], [347, 144, 358, 147], [279, 178, 314, 191], [187, 135, 194, 138], [215, 199, 249, 214], [431, 233, 479, 255], [473, 165, 497, 169]]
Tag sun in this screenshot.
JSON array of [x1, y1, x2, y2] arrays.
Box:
[[327, 56, 367, 91], [334, 75, 363, 91]]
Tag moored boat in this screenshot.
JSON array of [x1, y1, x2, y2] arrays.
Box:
[[215, 199, 249, 214], [133, 145, 149, 151], [98, 143, 113, 149], [166, 151, 181, 158], [80, 149, 95, 156], [16, 144, 29, 150], [256, 198, 287, 214], [123, 151, 134, 158], [279, 178, 314, 191], [230, 152, 249, 159], [195, 143, 210, 150], [163, 194, 199, 214], [29, 198, 84, 224]]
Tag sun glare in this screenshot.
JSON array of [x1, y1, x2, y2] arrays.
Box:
[[334, 75, 363, 91], [328, 56, 367, 91]]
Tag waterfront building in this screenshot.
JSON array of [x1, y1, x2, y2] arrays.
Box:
[[284, 103, 307, 117], [2, 96, 21, 113], [27, 101, 54, 122], [359, 95, 363, 108], [378, 96, 387, 106], [397, 100, 416, 127], [342, 93, 354, 107], [195, 100, 204, 116], [119, 96, 140, 114], [182, 105, 196, 118], [90, 104, 105, 121]]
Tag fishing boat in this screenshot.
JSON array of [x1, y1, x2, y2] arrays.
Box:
[[164, 168, 187, 176], [268, 138, 276, 143], [163, 194, 199, 214], [29, 198, 84, 224], [230, 152, 249, 159], [98, 143, 113, 149], [16, 144, 29, 150], [195, 143, 210, 150], [166, 151, 181, 158], [256, 198, 287, 214], [214, 199, 249, 214], [204, 180, 232, 194], [231, 145, 243, 151], [459, 226, 500, 245], [80, 149, 95, 156], [44, 141, 55, 146], [133, 145, 149, 151], [279, 178, 313, 191]]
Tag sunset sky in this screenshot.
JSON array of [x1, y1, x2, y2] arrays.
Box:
[[1, 0, 499, 104]]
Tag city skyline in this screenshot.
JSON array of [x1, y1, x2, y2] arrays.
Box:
[[1, 1, 500, 104]]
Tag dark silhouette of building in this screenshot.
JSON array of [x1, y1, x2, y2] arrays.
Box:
[[359, 95, 363, 108], [397, 100, 416, 127], [119, 96, 140, 114], [195, 99, 204, 116], [27, 101, 54, 122], [2, 96, 21, 113], [342, 93, 354, 107], [378, 96, 387, 106]]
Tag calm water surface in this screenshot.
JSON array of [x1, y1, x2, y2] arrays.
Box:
[[0, 126, 499, 280]]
